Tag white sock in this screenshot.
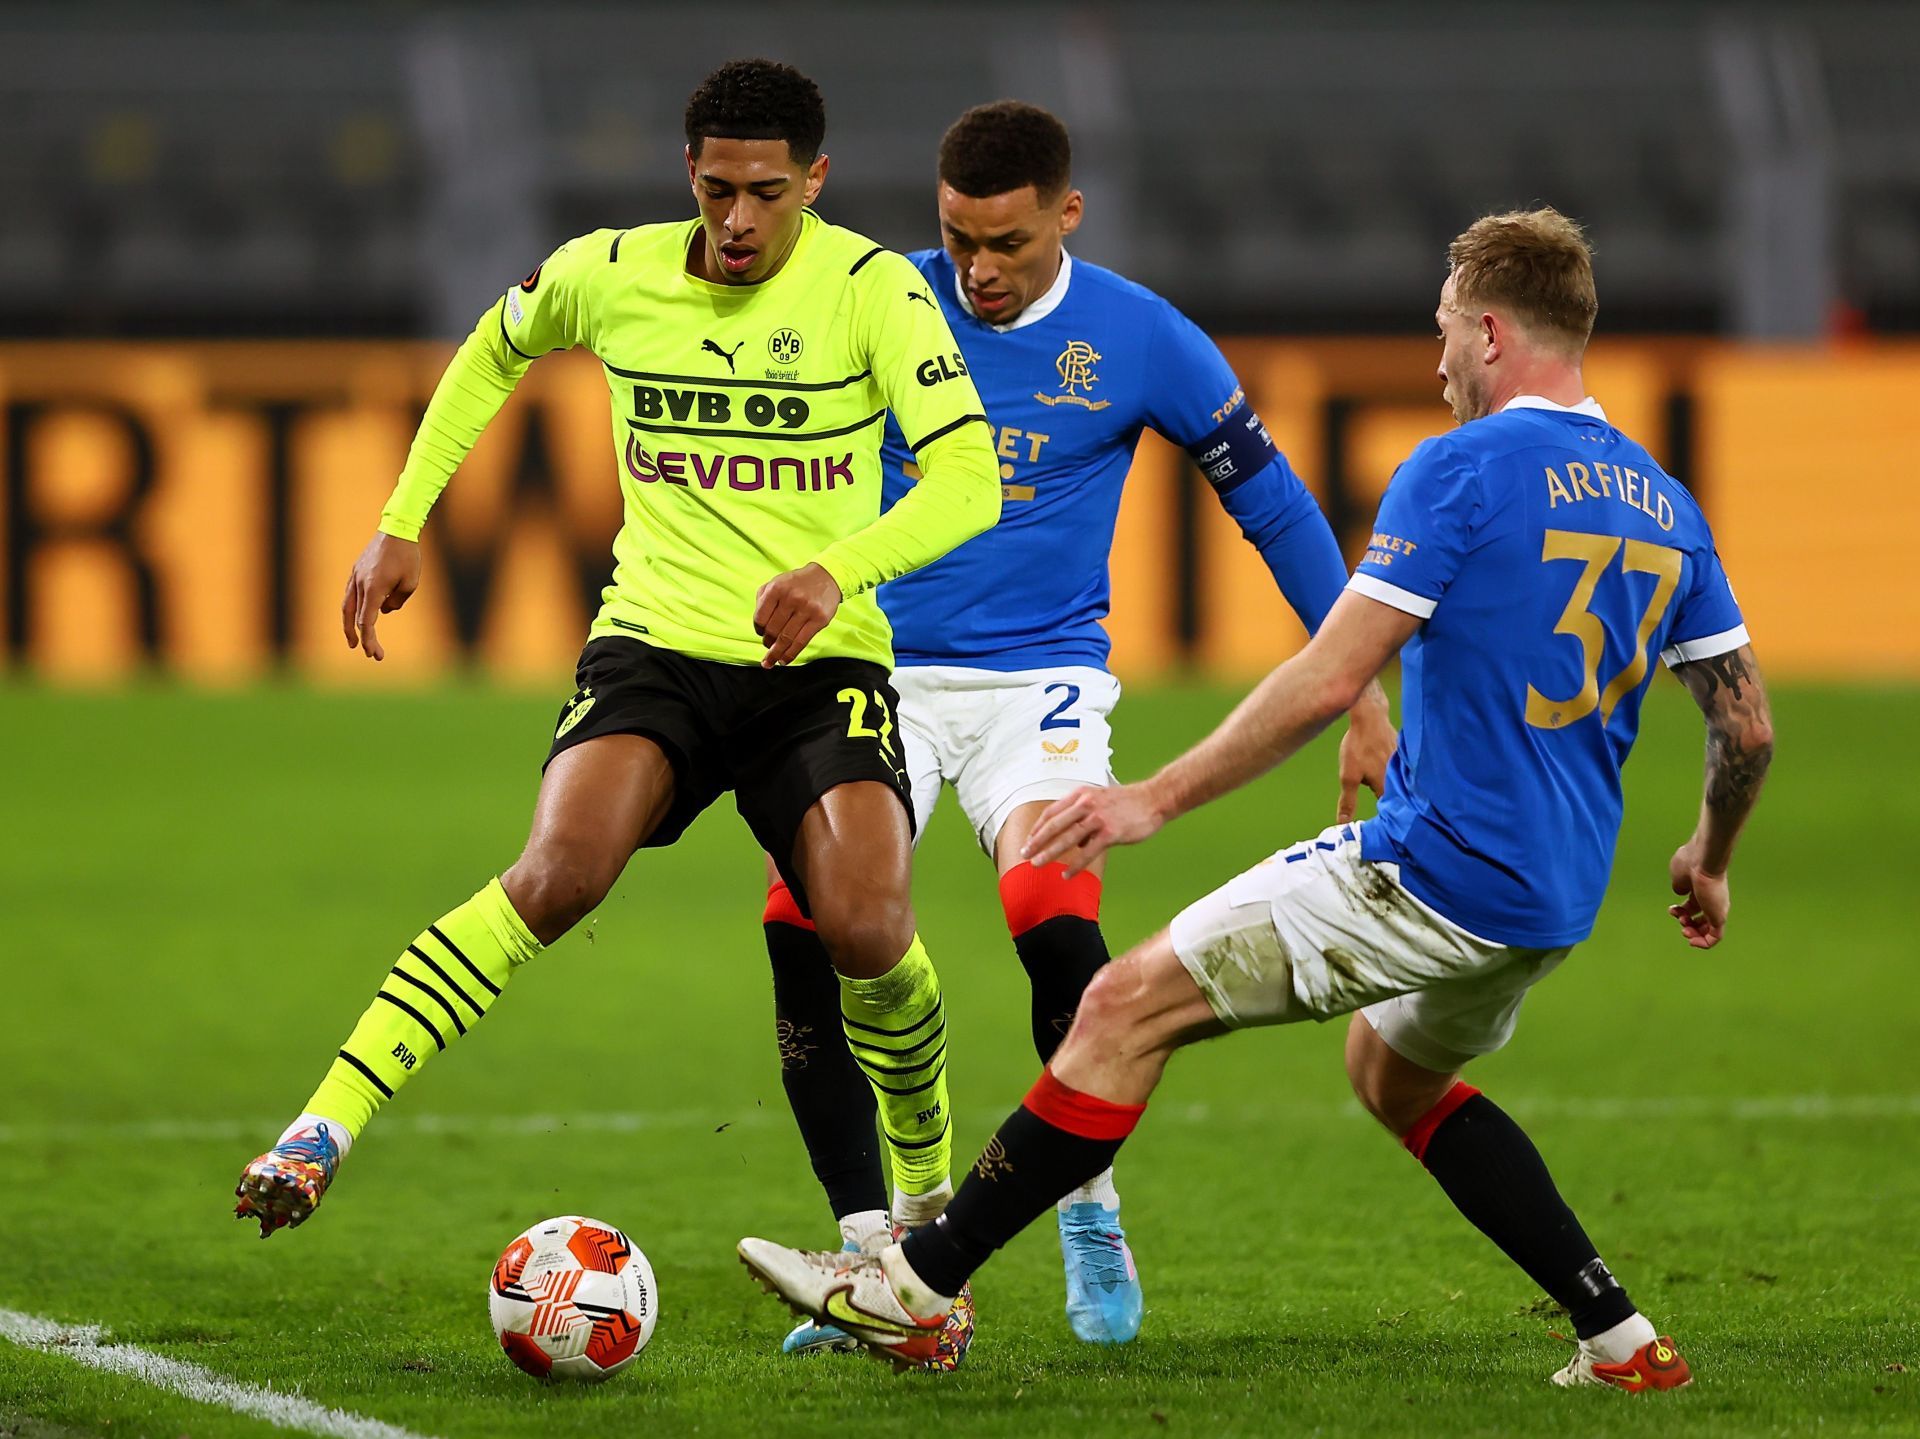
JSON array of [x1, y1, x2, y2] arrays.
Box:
[[1585, 1310, 1657, 1364], [838, 1209, 890, 1254], [1059, 1166, 1120, 1213], [277, 1113, 352, 1160], [880, 1241, 952, 1319], [892, 1179, 952, 1227]]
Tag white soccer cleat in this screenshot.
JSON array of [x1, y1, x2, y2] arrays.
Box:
[[738, 1238, 951, 1371]]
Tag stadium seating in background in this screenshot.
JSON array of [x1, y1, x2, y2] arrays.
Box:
[[1, 2, 1917, 339]]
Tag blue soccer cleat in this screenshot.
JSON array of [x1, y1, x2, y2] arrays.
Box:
[[781, 1242, 862, 1355], [782, 1310, 860, 1355], [1059, 1201, 1142, 1343], [782, 1316, 860, 1355]]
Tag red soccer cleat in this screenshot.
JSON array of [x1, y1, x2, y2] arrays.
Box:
[[1552, 1335, 1692, 1392]]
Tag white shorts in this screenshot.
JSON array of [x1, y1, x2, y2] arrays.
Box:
[[892, 665, 1121, 853], [1168, 823, 1570, 1072]]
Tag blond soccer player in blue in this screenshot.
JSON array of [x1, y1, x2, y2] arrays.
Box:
[[743, 208, 1771, 1393]]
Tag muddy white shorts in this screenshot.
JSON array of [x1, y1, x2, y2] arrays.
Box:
[[892, 665, 1121, 853], [1169, 823, 1570, 1072]]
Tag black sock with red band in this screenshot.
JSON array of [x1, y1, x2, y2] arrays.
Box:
[[902, 1068, 1145, 1297], [1408, 1081, 1637, 1339], [999, 863, 1110, 1062]]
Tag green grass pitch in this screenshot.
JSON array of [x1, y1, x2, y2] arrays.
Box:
[[0, 679, 1914, 1437]]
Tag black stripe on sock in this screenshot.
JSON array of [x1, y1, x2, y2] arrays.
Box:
[[427, 925, 501, 997], [337, 1049, 394, 1099], [407, 944, 483, 1019], [376, 991, 446, 1051], [843, 1019, 947, 1060], [881, 1118, 951, 1150], [866, 1067, 946, 1098], [849, 1041, 948, 1078], [389, 966, 467, 1036], [844, 1003, 943, 1039]]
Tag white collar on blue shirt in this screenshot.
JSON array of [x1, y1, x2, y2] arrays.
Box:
[[1503, 393, 1607, 421], [954, 250, 1073, 333]]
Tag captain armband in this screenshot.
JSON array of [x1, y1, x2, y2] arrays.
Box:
[[1186, 406, 1278, 496]]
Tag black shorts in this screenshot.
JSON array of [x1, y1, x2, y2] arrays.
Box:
[[544, 636, 913, 909]]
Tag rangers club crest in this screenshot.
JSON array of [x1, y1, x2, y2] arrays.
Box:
[[1035, 340, 1110, 410]]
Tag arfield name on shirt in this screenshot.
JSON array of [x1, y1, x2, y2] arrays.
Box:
[[1545, 461, 1675, 532]]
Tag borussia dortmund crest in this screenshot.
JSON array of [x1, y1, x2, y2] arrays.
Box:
[[555, 687, 597, 740]]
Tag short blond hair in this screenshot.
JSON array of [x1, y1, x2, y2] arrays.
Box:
[[1447, 207, 1597, 351]]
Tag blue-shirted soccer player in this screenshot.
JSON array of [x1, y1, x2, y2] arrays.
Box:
[[742, 208, 1775, 1393], [763, 101, 1396, 1357]]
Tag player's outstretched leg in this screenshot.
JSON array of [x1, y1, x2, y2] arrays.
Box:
[[1345, 1013, 1691, 1392], [740, 928, 1220, 1363], [764, 875, 888, 1355], [236, 735, 670, 1237], [234, 877, 541, 1236], [999, 854, 1140, 1344]]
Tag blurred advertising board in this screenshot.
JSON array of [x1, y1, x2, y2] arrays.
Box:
[[2, 340, 1913, 685]]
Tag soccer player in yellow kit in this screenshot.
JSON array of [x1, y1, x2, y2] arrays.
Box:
[[233, 61, 997, 1361]]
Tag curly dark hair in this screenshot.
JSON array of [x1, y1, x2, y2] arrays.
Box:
[[938, 101, 1072, 200], [684, 59, 826, 163]]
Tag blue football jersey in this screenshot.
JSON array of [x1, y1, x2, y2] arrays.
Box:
[[878, 250, 1345, 670], [1351, 398, 1747, 947]]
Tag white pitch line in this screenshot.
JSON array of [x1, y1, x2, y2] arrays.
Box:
[[0, 1307, 437, 1439], [1, 1093, 1916, 1147]]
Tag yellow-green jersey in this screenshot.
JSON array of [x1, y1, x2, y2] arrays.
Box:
[[379, 211, 1000, 667]]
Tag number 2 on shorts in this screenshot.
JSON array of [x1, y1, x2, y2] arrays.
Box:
[[1040, 682, 1082, 731], [838, 686, 896, 760]]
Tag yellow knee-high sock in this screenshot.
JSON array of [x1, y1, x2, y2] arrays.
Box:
[[305, 878, 541, 1139], [839, 935, 951, 1199]]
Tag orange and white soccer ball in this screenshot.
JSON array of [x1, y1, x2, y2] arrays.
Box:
[[488, 1215, 657, 1381]]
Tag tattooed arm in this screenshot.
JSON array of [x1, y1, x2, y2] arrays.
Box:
[[1667, 644, 1775, 948]]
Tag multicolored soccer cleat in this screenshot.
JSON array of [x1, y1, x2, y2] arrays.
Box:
[[740, 1238, 972, 1373], [1059, 1201, 1142, 1343], [1551, 1335, 1692, 1392], [233, 1121, 343, 1238], [925, 1278, 975, 1372]]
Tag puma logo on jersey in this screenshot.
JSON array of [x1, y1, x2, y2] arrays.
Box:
[[906, 290, 934, 308], [702, 338, 744, 373]]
